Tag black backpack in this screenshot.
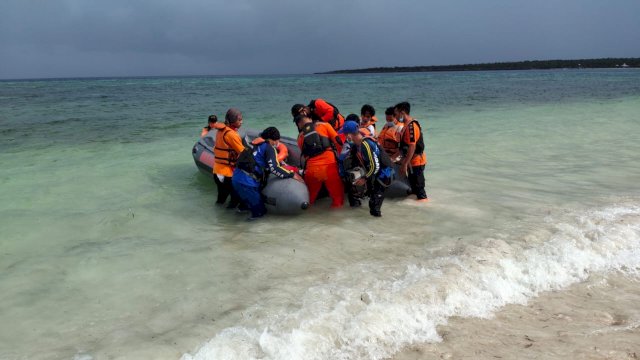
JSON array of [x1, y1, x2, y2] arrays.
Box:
[[400, 120, 425, 156], [300, 123, 332, 157], [235, 147, 255, 172]]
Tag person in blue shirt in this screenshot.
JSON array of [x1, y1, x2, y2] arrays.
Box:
[[341, 124, 395, 217], [232, 127, 303, 220]]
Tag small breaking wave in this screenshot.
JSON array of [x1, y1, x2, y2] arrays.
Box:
[[183, 204, 640, 360]]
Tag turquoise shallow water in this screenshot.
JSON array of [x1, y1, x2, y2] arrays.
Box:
[[1, 70, 640, 359]]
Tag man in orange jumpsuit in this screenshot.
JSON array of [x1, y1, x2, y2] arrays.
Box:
[[294, 114, 344, 208]]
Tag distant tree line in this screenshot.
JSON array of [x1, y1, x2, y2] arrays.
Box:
[[319, 58, 640, 74]]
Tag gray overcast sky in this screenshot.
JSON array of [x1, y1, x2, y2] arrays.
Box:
[[1, 0, 639, 79]]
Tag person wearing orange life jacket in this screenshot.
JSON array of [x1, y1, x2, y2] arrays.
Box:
[[213, 108, 247, 208], [294, 102, 344, 159], [200, 114, 218, 137], [377, 106, 404, 162], [344, 113, 373, 137], [294, 114, 344, 208], [341, 122, 395, 217], [308, 98, 345, 131], [360, 104, 378, 137], [396, 102, 428, 201]]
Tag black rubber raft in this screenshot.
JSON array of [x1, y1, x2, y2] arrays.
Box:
[[192, 129, 410, 215]]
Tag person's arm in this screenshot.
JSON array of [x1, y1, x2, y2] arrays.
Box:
[[228, 132, 246, 153], [265, 145, 294, 179], [296, 134, 307, 172], [323, 124, 342, 148], [393, 126, 404, 162]]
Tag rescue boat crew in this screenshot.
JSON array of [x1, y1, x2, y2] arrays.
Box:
[[232, 127, 302, 220], [342, 123, 395, 217], [338, 120, 361, 207], [294, 114, 344, 208], [308, 98, 345, 131], [213, 108, 246, 208], [360, 104, 377, 136], [291, 104, 311, 119], [377, 106, 404, 162], [395, 102, 428, 201], [201, 114, 219, 137]]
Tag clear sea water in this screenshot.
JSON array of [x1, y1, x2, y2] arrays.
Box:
[[1, 70, 639, 359]]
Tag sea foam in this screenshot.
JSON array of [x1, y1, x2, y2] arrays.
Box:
[[183, 205, 640, 360]]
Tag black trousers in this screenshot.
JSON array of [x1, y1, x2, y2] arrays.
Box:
[[367, 178, 386, 216], [408, 165, 427, 199], [214, 175, 241, 207]]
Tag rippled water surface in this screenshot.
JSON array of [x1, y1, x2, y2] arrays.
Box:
[[1, 70, 639, 359]]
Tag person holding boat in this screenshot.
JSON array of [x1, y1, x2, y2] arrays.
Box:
[[396, 102, 428, 201], [213, 108, 246, 209], [232, 127, 302, 220], [201, 114, 220, 137], [341, 122, 395, 216], [308, 98, 345, 131], [377, 106, 404, 162], [294, 114, 344, 208]]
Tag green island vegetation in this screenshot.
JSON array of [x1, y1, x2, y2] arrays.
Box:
[[318, 58, 640, 74]]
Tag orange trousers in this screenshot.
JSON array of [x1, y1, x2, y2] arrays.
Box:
[[304, 162, 344, 208]]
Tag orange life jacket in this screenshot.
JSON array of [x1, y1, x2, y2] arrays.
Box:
[[378, 122, 403, 156], [399, 120, 425, 156], [359, 126, 372, 137], [214, 126, 241, 167], [202, 122, 224, 137], [276, 142, 288, 163]]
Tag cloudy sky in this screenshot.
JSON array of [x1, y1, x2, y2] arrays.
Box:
[[1, 0, 639, 79]]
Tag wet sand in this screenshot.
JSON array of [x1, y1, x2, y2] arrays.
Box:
[[393, 273, 640, 360]]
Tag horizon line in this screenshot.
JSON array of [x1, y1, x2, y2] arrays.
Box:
[[2, 56, 639, 82]]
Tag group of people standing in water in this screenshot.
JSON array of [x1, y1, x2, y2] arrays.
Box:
[[200, 99, 427, 220]]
